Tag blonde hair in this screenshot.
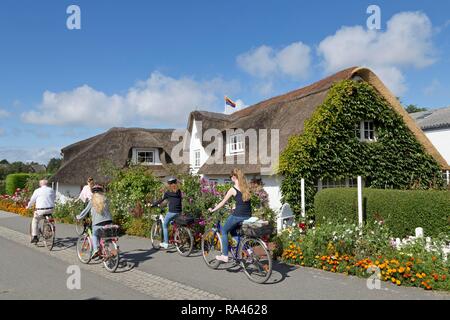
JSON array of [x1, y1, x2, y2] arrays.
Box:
[[232, 168, 251, 202], [92, 193, 106, 214]]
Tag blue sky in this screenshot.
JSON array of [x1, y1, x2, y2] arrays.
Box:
[[0, 0, 449, 164]]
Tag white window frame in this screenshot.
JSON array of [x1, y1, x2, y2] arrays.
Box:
[[355, 120, 377, 142], [194, 150, 201, 168], [135, 149, 155, 165], [228, 133, 244, 155]]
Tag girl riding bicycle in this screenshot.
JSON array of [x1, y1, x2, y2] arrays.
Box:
[[208, 168, 252, 263], [152, 177, 182, 249], [77, 185, 113, 258]]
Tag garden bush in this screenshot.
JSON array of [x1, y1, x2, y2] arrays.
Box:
[[5, 173, 32, 195], [314, 188, 450, 238]]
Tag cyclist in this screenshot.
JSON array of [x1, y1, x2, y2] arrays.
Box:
[[152, 177, 182, 249], [78, 177, 94, 204], [76, 185, 113, 258], [208, 168, 252, 263], [27, 180, 56, 244]]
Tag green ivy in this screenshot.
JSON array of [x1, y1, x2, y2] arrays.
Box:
[[279, 80, 444, 215]]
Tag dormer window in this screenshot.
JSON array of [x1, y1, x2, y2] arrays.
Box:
[[228, 133, 244, 154], [132, 148, 157, 165], [355, 121, 377, 142]]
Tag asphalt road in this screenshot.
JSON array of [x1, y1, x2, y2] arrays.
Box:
[[1, 210, 450, 300], [0, 234, 152, 300]]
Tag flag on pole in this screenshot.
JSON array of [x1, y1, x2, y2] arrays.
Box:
[[225, 96, 237, 108]]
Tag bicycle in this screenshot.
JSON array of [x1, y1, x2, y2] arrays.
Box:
[[29, 213, 56, 251], [201, 217, 273, 284], [150, 205, 194, 257], [76, 220, 121, 273]]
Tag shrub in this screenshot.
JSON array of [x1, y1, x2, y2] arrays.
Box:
[[314, 188, 450, 238], [5, 173, 32, 195], [53, 199, 85, 224]]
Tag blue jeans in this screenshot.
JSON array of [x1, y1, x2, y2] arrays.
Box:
[[163, 212, 179, 244], [221, 215, 247, 256], [92, 221, 112, 251]]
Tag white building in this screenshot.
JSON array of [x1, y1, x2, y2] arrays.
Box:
[[411, 107, 450, 185]]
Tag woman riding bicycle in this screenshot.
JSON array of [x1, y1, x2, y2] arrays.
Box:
[[208, 168, 252, 263], [76, 185, 113, 258], [152, 177, 182, 249]]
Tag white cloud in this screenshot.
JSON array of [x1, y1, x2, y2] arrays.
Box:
[[0, 147, 60, 164], [237, 42, 311, 80], [317, 11, 436, 95], [0, 109, 10, 118], [22, 72, 236, 128]]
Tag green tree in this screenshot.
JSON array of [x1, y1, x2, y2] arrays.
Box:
[[47, 158, 62, 173], [405, 104, 427, 114], [0, 159, 9, 165]]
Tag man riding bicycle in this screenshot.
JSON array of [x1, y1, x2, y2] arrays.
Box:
[[27, 180, 56, 244]]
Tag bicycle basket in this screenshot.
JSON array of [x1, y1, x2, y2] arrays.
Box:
[[242, 224, 274, 238], [174, 214, 194, 226], [98, 225, 119, 238]]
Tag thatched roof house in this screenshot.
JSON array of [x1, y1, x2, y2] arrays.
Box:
[[187, 66, 449, 209], [188, 67, 449, 176], [53, 127, 188, 196]]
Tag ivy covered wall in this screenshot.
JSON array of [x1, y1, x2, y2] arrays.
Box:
[[279, 80, 445, 215]]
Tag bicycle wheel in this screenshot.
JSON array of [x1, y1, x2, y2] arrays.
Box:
[[75, 219, 85, 236], [201, 229, 222, 269], [150, 220, 163, 249], [76, 234, 93, 264], [174, 226, 194, 257], [239, 237, 272, 284], [103, 240, 120, 273], [42, 220, 55, 251]]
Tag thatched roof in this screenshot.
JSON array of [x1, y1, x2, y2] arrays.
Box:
[[193, 67, 450, 174], [52, 127, 188, 185]]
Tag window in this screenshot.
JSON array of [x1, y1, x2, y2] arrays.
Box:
[[355, 121, 377, 142], [194, 150, 201, 168], [137, 150, 154, 164], [316, 177, 363, 191], [229, 134, 244, 154]]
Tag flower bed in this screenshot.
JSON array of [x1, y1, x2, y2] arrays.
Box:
[[278, 220, 450, 291]]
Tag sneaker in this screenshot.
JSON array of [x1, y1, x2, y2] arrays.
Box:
[[215, 255, 229, 263], [30, 236, 38, 244], [160, 242, 169, 249]]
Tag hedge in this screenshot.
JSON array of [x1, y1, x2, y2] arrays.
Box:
[[314, 188, 450, 238], [5, 173, 32, 195]]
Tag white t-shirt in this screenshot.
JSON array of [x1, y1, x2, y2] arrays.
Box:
[[27, 186, 56, 210], [78, 185, 93, 203]]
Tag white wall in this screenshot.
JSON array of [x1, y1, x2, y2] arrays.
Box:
[[261, 175, 283, 212], [190, 121, 208, 174], [58, 184, 82, 198], [424, 128, 450, 165]]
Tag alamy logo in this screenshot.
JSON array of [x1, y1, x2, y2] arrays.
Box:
[[366, 5, 381, 30], [66, 265, 81, 290], [67, 5, 81, 30]]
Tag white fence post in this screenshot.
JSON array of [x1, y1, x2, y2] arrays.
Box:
[[301, 178, 305, 218], [357, 176, 363, 228]]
